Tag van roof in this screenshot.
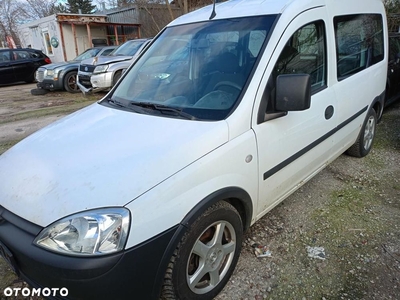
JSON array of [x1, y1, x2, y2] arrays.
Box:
[[169, 0, 323, 26], [168, 0, 384, 27]]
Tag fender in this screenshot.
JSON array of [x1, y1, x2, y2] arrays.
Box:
[[59, 64, 79, 80], [150, 186, 253, 298]]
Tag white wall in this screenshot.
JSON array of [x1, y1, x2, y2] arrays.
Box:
[[18, 15, 65, 63]]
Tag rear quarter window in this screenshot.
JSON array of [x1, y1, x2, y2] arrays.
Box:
[[30, 51, 42, 58]]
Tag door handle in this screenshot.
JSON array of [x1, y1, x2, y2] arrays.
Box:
[[325, 105, 334, 120]]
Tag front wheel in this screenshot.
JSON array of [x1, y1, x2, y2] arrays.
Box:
[[63, 71, 79, 93], [161, 201, 243, 300], [347, 108, 377, 157], [112, 71, 122, 86]]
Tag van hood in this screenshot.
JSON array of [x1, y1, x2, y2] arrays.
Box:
[[81, 55, 133, 66], [0, 104, 229, 227]]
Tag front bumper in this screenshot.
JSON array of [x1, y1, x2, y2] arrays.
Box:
[[77, 76, 92, 95], [77, 72, 112, 94], [0, 205, 178, 300], [36, 79, 63, 91], [90, 72, 113, 91], [77, 71, 94, 94]]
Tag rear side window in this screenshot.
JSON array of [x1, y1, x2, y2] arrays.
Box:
[[334, 14, 384, 80], [13, 50, 30, 60], [101, 48, 114, 56]]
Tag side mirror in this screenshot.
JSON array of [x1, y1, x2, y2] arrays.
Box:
[[275, 74, 311, 111]]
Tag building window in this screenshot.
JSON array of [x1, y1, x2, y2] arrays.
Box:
[[42, 30, 53, 56]]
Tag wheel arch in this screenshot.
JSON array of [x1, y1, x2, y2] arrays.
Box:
[[151, 186, 253, 299], [180, 186, 253, 232], [372, 89, 385, 122], [60, 66, 78, 79], [112, 69, 124, 85]]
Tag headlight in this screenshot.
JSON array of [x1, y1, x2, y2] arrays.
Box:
[[93, 65, 109, 74], [34, 208, 130, 256], [46, 69, 62, 79]]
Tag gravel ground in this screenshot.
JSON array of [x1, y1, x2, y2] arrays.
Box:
[[0, 83, 399, 299], [216, 102, 400, 300]]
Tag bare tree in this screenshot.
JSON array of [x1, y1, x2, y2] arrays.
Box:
[[383, 0, 400, 13], [134, 0, 174, 37], [173, 0, 213, 13], [0, 0, 21, 46], [0, 0, 65, 47], [100, 0, 182, 37], [100, 0, 218, 37], [383, 0, 400, 32], [22, 0, 59, 19]]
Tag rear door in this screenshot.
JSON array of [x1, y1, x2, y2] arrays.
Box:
[[11, 50, 36, 82], [253, 8, 337, 217], [332, 14, 385, 153]]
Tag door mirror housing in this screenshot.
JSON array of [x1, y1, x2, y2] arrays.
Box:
[[275, 74, 311, 111]]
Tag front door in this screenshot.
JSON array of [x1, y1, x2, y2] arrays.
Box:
[[253, 8, 337, 217], [0, 50, 15, 84]]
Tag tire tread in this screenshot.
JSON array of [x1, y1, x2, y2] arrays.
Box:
[[160, 201, 241, 300], [346, 108, 377, 158]]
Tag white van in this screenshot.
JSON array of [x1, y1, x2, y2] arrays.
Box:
[[0, 0, 387, 299]]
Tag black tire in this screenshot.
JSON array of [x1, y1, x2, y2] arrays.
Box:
[[161, 201, 243, 300], [112, 71, 122, 86], [31, 88, 48, 95], [347, 108, 377, 157], [63, 71, 79, 93]]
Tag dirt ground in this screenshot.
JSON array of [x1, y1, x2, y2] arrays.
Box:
[[0, 83, 399, 300], [0, 83, 103, 155]]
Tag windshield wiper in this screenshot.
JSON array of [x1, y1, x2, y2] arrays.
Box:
[[106, 98, 142, 113], [131, 102, 198, 120]]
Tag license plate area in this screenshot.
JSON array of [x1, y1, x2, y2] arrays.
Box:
[[0, 241, 19, 276]]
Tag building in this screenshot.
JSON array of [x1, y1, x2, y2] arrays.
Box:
[[17, 13, 141, 63]]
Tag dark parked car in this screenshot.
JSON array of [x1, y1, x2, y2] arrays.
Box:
[[35, 46, 116, 93], [386, 33, 400, 107], [0, 48, 51, 85]]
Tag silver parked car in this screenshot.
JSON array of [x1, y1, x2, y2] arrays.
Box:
[[35, 46, 116, 93], [77, 39, 151, 93]]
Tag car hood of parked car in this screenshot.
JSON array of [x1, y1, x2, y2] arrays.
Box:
[[81, 55, 134, 66], [39, 60, 80, 70], [0, 103, 229, 227]]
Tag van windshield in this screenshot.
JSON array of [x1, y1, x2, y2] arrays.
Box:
[[109, 15, 277, 120]]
